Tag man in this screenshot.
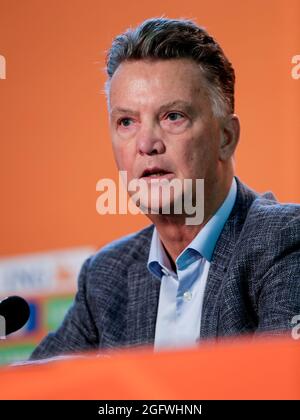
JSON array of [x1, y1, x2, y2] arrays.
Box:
[[30, 17, 300, 360]]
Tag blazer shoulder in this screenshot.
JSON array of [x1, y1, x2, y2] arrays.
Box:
[[247, 195, 300, 228], [89, 224, 154, 270], [241, 194, 300, 247]]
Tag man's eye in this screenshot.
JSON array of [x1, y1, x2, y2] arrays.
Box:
[[118, 118, 133, 127], [166, 112, 184, 121]]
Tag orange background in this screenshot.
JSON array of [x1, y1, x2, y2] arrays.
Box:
[[0, 0, 299, 256]]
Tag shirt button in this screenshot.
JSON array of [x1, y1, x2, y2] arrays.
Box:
[[183, 291, 192, 301]]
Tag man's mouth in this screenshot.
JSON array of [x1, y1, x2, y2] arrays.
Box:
[[140, 167, 174, 180]]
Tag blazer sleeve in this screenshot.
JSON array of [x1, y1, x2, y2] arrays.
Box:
[[29, 257, 99, 360], [255, 216, 300, 336]]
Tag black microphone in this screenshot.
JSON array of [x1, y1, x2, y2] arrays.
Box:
[[0, 296, 30, 336]]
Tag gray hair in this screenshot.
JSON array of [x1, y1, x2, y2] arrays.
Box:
[[105, 17, 235, 119]]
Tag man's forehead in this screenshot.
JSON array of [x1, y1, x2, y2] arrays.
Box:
[[107, 59, 208, 114], [109, 100, 197, 118]]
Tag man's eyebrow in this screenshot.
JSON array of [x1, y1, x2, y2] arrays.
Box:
[[110, 108, 139, 118], [110, 100, 195, 118], [157, 100, 194, 114]]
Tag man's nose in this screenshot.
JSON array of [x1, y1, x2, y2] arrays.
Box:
[[136, 122, 166, 156]]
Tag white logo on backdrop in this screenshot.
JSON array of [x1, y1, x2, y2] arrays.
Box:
[[0, 55, 6, 79], [0, 247, 94, 296]]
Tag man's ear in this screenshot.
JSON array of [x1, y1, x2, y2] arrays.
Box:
[[219, 114, 240, 161]]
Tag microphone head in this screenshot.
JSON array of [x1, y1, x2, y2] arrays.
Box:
[[0, 296, 30, 336]]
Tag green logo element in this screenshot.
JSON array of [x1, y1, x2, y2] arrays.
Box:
[[45, 296, 74, 331], [0, 343, 36, 365]]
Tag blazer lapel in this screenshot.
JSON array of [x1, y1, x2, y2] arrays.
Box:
[[126, 261, 161, 347], [200, 178, 259, 340]]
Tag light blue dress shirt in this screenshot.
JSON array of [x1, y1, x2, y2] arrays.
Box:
[[147, 177, 237, 350]]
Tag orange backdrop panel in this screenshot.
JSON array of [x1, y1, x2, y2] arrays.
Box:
[[0, 0, 299, 256]]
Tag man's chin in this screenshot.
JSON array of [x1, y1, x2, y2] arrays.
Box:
[[137, 196, 183, 216]]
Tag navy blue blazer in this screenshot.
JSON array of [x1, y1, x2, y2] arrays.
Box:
[[30, 177, 300, 360]]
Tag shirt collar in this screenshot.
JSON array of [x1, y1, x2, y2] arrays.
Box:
[[147, 177, 237, 279]]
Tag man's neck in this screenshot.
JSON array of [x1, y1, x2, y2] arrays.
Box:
[[152, 217, 207, 265], [148, 176, 234, 265]]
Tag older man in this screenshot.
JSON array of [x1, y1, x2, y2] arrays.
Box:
[[30, 17, 300, 360]]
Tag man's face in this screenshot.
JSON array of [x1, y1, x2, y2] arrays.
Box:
[[108, 58, 225, 213]]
